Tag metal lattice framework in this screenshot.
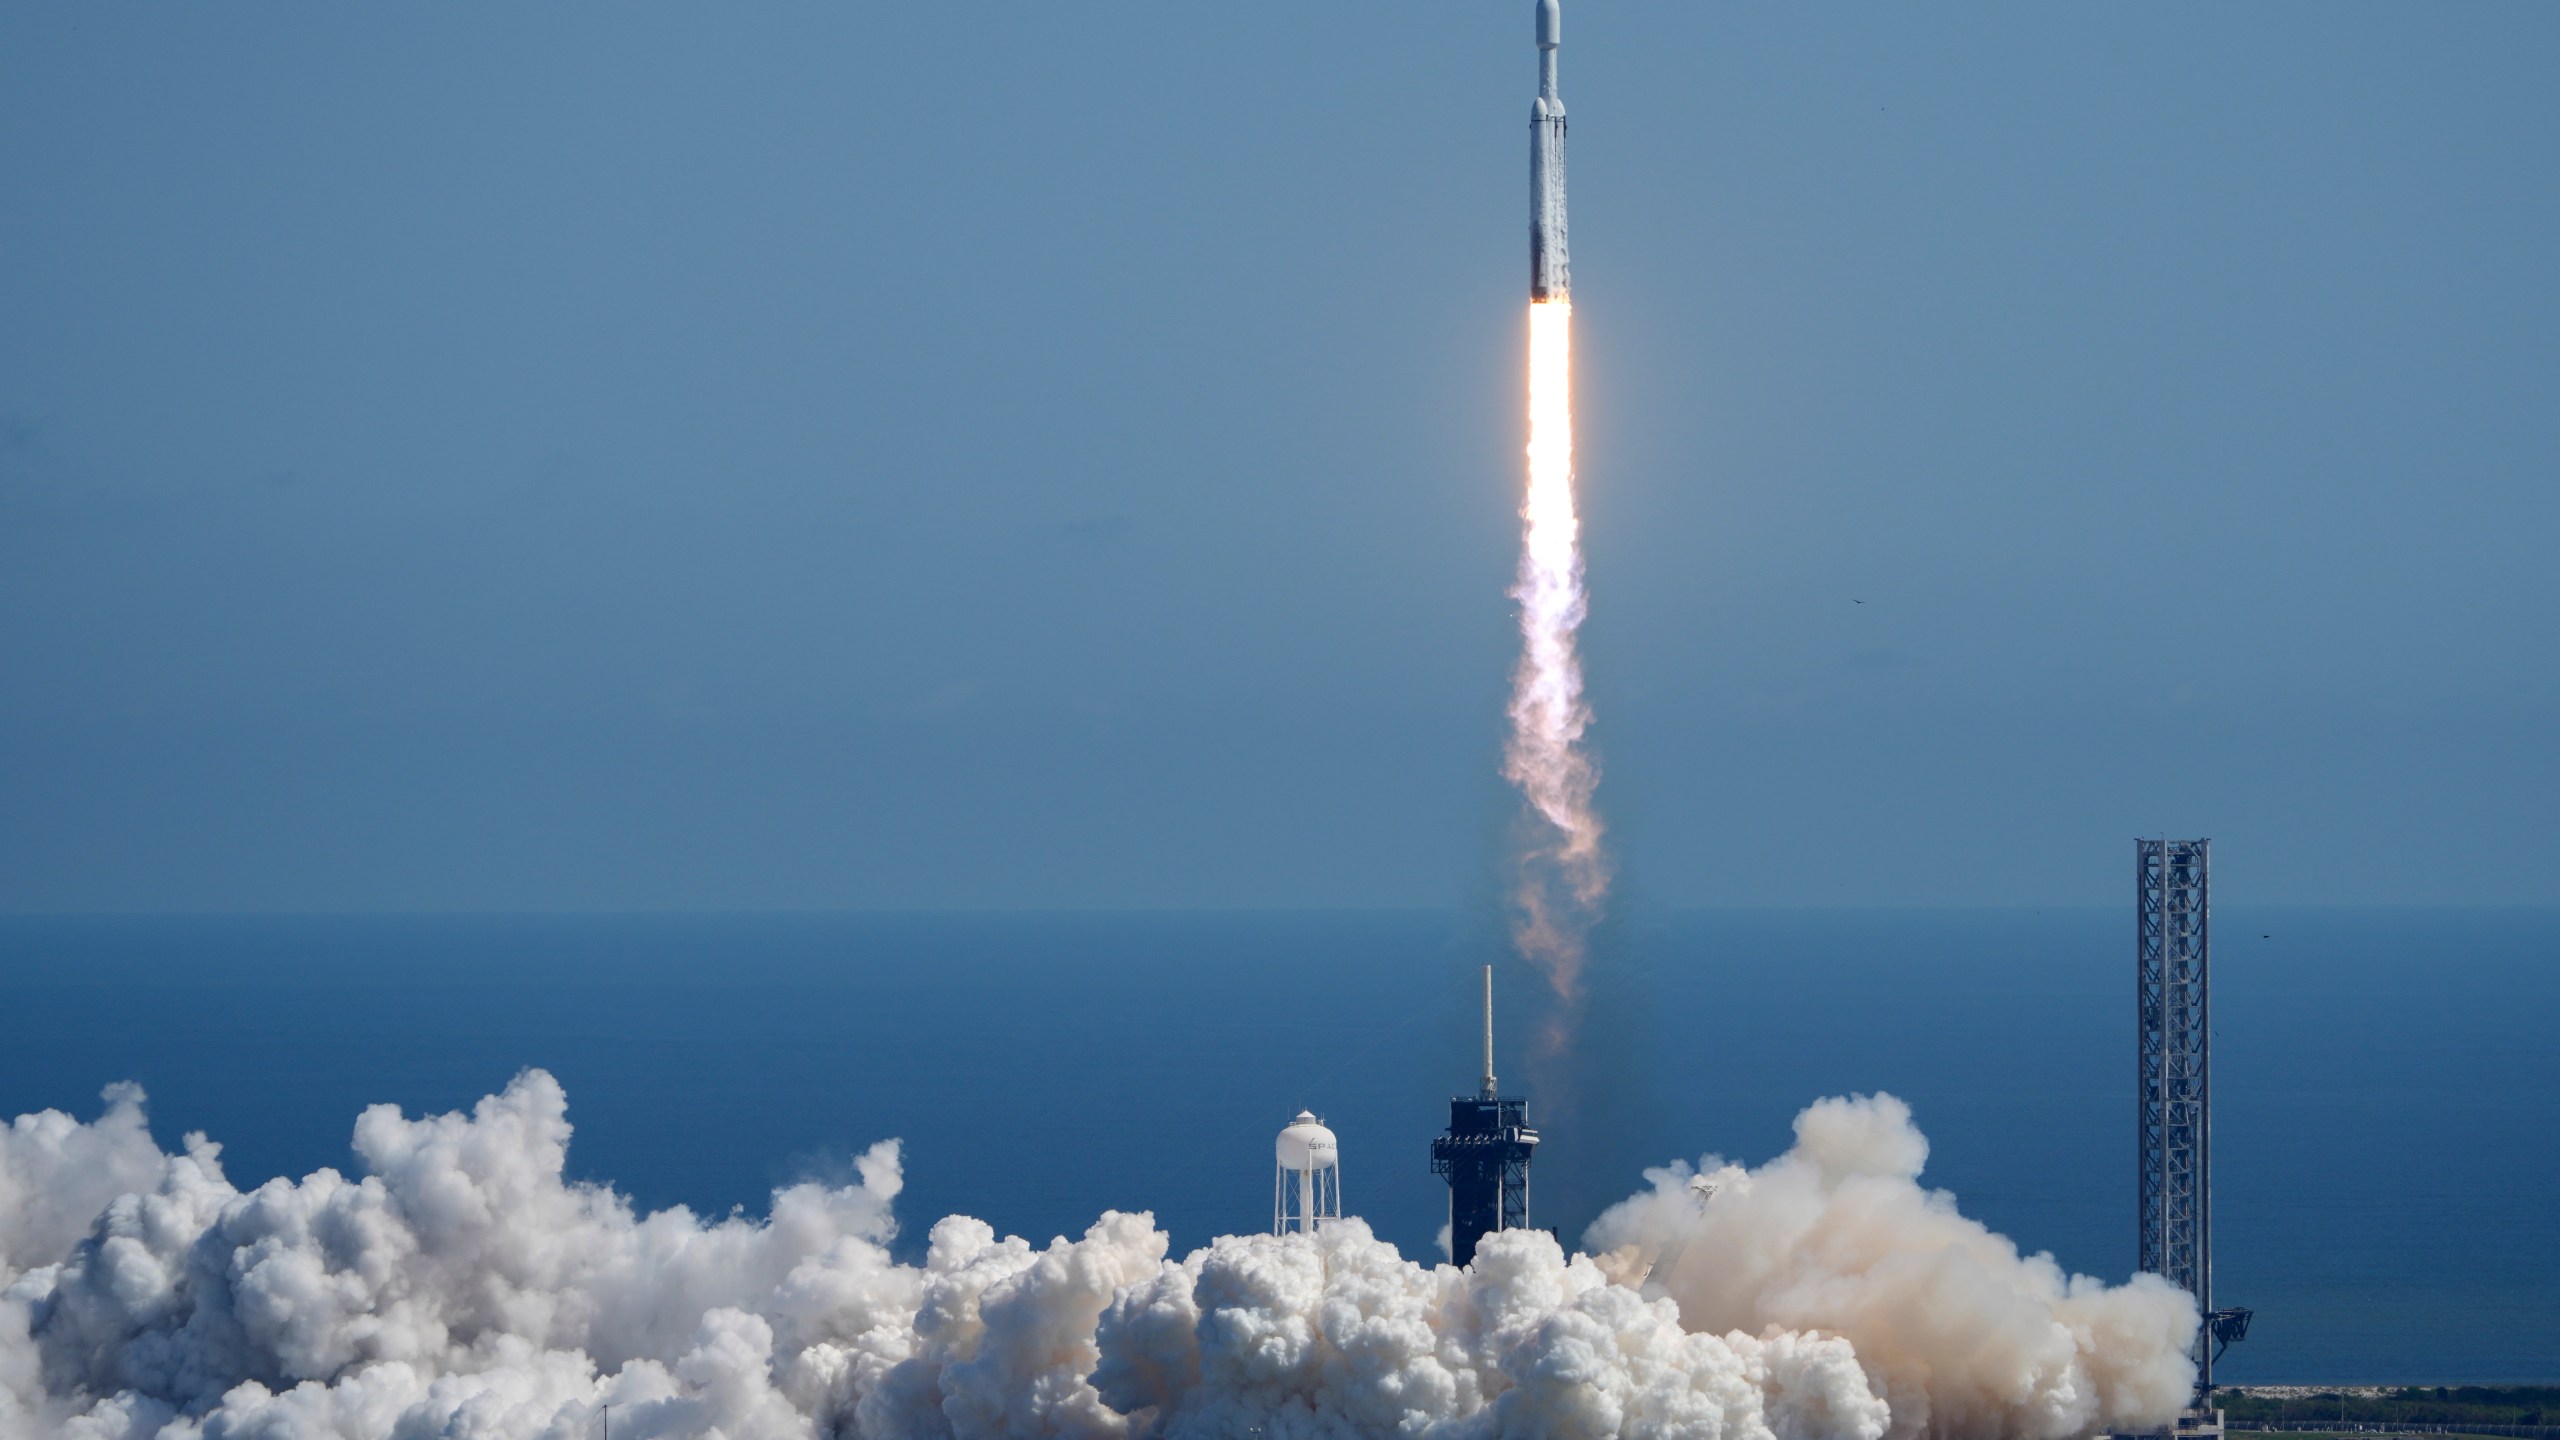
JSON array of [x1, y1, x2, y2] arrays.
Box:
[[2137, 838, 2214, 1391]]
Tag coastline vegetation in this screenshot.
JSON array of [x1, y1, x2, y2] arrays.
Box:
[[2223, 1386, 2560, 1431]]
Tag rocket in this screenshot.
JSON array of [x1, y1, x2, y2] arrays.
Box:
[[1530, 0, 1570, 303]]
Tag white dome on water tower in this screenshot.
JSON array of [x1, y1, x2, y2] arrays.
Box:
[[1273, 1110, 1343, 1236], [1276, 1111, 1337, 1170]]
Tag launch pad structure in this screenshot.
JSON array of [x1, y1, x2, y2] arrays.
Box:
[[2134, 838, 2252, 1438], [1432, 966, 1538, 1267], [2138, 838, 2214, 1335]]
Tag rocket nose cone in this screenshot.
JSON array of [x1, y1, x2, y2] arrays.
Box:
[[1537, 0, 1560, 49]]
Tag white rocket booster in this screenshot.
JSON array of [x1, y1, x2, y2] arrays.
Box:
[[1530, 0, 1569, 303]]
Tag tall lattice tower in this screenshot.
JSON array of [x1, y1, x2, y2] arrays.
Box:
[[2137, 838, 2248, 1428]]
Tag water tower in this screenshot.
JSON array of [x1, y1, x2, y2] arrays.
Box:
[[1274, 1111, 1341, 1236]]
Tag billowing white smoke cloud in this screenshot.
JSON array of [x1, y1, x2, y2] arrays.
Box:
[[0, 1076, 2190, 1440], [0, 1084, 166, 1284], [1587, 1094, 2199, 1440], [1093, 1223, 1883, 1440]]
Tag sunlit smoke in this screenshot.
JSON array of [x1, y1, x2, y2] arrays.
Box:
[[1506, 298, 1607, 1032], [0, 1077, 2199, 1440]]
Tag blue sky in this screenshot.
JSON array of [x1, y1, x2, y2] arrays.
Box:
[[3, 3, 2553, 910]]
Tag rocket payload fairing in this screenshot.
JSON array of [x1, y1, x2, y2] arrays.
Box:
[[1530, 0, 1569, 302]]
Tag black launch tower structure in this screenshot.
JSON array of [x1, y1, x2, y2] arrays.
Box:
[[1432, 966, 1537, 1267]]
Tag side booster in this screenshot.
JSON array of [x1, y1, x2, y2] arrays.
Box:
[[1530, 0, 1570, 303]]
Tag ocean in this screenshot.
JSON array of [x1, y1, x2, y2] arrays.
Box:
[[0, 907, 2550, 1384]]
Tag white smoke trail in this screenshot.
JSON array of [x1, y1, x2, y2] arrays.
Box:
[[0, 1076, 2196, 1440], [1506, 298, 1609, 1024]]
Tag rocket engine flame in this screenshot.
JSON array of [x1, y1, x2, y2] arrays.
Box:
[[1505, 297, 1608, 1025]]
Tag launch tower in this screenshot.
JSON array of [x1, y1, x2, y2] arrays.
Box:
[[2135, 838, 2250, 1435], [1432, 966, 1538, 1266]]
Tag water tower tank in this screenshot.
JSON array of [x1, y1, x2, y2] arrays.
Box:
[[1274, 1110, 1342, 1235]]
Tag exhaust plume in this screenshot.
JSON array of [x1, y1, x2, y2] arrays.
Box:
[[1587, 1094, 2202, 1440], [0, 1076, 2197, 1440], [1506, 298, 1609, 1037]]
